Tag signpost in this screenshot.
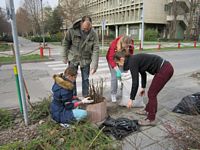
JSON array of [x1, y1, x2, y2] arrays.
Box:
[[5, 0, 29, 125], [102, 19, 106, 53]]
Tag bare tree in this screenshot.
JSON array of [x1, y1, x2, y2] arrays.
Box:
[[185, 0, 200, 40], [169, 0, 178, 39], [61, 0, 90, 27], [16, 7, 32, 36], [0, 8, 11, 35], [23, 0, 41, 35]]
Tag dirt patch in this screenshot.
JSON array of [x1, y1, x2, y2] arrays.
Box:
[[0, 122, 39, 145], [0, 109, 40, 145]]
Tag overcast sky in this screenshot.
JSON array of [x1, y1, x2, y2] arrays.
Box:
[[0, 0, 58, 11]]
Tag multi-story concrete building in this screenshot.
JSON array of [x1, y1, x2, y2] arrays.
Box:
[[59, 0, 192, 40], [83, 0, 191, 40]]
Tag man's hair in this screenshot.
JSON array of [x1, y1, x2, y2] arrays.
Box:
[[81, 16, 92, 23], [64, 67, 77, 77], [113, 51, 126, 62]]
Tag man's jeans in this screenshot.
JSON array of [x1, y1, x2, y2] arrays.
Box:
[[69, 64, 90, 97]]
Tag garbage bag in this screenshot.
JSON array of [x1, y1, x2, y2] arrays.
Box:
[[99, 116, 140, 140], [172, 92, 200, 115]]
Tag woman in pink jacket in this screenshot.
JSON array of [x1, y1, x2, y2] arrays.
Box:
[[106, 35, 134, 102]]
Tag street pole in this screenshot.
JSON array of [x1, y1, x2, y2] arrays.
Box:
[[141, 0, 144, 50], [5, 0, 28, 125], [40, 0, 45, 48], [102, 0, 104, 54]]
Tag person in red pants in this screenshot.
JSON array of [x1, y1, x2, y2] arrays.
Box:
[[113, 51, 174, 126]]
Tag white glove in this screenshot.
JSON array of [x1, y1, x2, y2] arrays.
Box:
[[81, 97, 94, 104]]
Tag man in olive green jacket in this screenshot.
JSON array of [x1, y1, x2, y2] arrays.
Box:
[[63, 16, 99, 97]]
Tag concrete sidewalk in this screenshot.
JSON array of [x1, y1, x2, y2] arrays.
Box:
[[104, 71, 200, 150]]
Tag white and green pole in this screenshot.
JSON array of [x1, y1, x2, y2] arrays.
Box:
[[5, 0, 29, 125]]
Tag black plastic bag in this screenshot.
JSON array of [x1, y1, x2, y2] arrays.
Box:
[[99, 116, 140, 140], [172, 92, 200, 115]]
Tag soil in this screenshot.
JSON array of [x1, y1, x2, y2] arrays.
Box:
[[0, 109, 40, 146]]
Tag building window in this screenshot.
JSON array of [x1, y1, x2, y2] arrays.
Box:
[[164, 4, 169, 12]]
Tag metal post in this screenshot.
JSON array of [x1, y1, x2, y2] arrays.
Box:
[[102, 24, 104, 53], [5, 0, 28, 125], [102, 0, 105, 54], [40, 0, 45, 48], [13, 66, 23, 113], [141, 0, 145, 50]]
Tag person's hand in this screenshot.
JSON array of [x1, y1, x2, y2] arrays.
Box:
[[81, 97, 94, 104], [90, 68, 96, 75], [116, 70, 122, 78], [114, 66, 122, 78], [127, 99, 133, 108], [139, 88, 145, 97]]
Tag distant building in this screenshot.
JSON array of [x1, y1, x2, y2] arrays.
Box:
[[59, 0, 195, 40], [83, 0, 191, 40]]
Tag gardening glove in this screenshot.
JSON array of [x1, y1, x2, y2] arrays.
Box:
[[114, 66, 122, 79], [116, 70, 122, 79], [81, 97, 94, 104]]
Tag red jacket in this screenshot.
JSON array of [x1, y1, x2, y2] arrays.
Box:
[[106, 36, 134, 68]]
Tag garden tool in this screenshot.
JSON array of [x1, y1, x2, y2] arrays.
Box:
[[23, 78, 34, 109]]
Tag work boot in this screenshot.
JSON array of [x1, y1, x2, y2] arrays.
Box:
[[111, 94, 117, 102]]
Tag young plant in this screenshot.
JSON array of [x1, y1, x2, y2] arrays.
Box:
[[89, 78, 105, 104]]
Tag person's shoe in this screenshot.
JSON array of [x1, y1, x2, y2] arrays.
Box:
[[135, 109, 148, 115], [111, 94, 117, 102], [60, 123, 70, 128], [138, 119, 156, 126]]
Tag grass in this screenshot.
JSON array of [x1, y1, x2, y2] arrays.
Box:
[[0, 109, 14, 130], [99, 46, 200, 57], [0, 97, 119, 150], [0, 121, 117, 150], [49, 42, 62, 46], [0, 44, 11, 52], [29, 97, 51, 123], [0, 54, 49, 64]]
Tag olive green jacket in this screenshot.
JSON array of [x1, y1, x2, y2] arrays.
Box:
[[63, 20, 99, 71]]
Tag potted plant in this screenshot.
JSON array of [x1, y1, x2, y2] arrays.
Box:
[[86, 78, 107, 123]]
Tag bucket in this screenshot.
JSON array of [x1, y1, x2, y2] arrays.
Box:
[[86, 101, 107, 123]]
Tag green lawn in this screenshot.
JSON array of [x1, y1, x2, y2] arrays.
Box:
[[0, 54, 49, 64], [99, 46, 200, 57], [0, 44, 11, 52]]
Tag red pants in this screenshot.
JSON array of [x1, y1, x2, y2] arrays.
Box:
[[145, 62, 174, 121]]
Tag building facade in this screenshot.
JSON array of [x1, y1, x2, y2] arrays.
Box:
[[83, 0, 191, 40]]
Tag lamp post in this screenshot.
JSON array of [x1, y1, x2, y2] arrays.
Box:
[[40, 0, 45, 48]]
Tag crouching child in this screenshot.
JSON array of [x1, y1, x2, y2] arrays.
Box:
[[50, 67, 93, 125]]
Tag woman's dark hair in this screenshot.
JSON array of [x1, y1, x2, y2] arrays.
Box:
[[113, 51, 126, 61], [81, 16, 92, 23], [64, 67, 77, 77]]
